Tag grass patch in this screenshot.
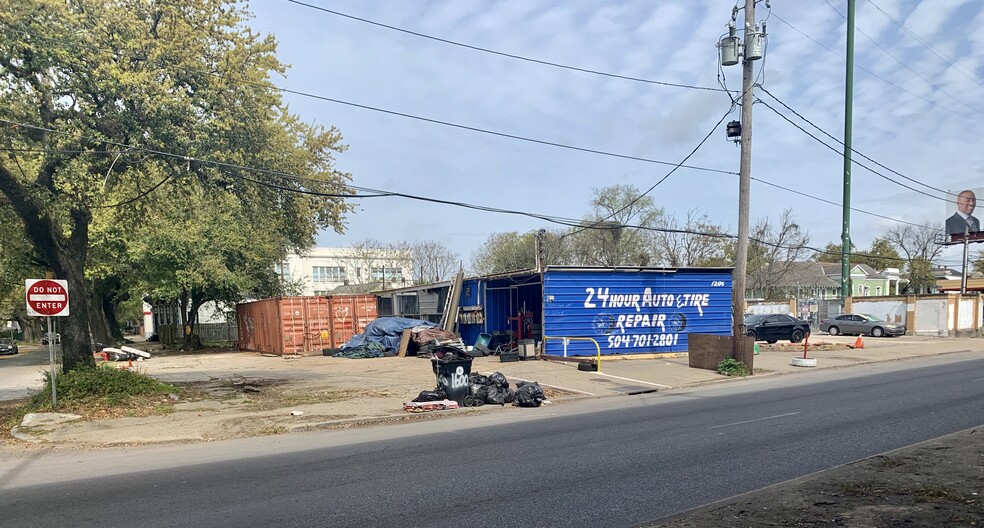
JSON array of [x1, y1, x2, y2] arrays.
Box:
[[717, 357, 750, 377], [258, 425, 288, 435], [5, 365, 184, 422], [31, 365, 178, 409]]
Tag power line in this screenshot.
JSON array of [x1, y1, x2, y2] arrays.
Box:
[[822, 0, 984, 118], [866, 0, 984, 90], [754, 96, 951, 203], [0, 20, 739, 178], [757, 86, 954, 197], [769, 11, 974, 123], [281, 0, 731, 93], [1, 117, 892, 259], [557, 102, 737, 243]]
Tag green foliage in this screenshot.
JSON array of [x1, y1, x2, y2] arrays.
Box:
[[570, 185, 662, 267], [30, 366, 177, 408], [717, 357, 750, 377], [0, 0, 353, 361]]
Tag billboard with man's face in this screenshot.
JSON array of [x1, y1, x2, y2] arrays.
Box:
[[946, 187, 984, 236]]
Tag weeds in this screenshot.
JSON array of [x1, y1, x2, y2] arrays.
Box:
[[30, 365, 178, 410], [717, 357, 750, 377]]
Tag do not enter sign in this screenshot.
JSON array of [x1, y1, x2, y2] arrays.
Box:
[[26, 279, 70, 317]]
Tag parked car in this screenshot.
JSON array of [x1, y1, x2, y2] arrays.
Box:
[[820, 314, 905, 337], [0, 337, 18, 355], [40, 332, 60, 345], [744, 313, 811, 343]]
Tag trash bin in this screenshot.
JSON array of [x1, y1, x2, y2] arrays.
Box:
[[431, 357, 473, 407]]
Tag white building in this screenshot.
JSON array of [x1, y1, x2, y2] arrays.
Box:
[[276, 247, 413, 295]]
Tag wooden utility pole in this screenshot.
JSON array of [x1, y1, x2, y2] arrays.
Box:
[[732, 0, 756, 356]]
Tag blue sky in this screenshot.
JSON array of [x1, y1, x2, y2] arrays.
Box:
[[246, 0, 984, 269]]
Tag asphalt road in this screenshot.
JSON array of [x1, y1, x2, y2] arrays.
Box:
[[2, 353, 983, 527]]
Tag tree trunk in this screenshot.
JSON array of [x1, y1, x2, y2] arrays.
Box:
[[0, 160, 94, 371], [88, 280, 113, 347]]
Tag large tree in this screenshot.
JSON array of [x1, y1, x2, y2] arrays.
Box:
[[883, 223, 944, 294], [568, 185, 662, 266], [0, 1, 351, 369], [745, 209, 812, 300], [650, 209, 728, 267], [405, 240, 460, 284], [813, 237, 903, 271]]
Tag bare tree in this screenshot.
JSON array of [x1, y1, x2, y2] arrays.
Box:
[[883, 223, 944, 294], [650, 209, 728, 267], [350, 239, 411, 288], [407, 240, 459, 284], [746, 209, 812, 300], [569, 185, 662, 266]]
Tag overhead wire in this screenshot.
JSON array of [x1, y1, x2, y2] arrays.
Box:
[[0, 18, 944, 252], [1, 116, 917, 262], [757, 86, 955, 197], [281, 0, 731, 93], [754, 96, 951, 203], [866, 0, 984, 90], [768, 11, 974, 123], [821, 0, 984, 118]]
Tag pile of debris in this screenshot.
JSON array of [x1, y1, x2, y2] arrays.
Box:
[[405, 366, 548, 412], [333, 317, 459, 358], [93, 345, 151, 363]]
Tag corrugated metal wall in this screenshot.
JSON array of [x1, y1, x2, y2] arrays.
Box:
[[237, 295, 377, 355], [327, 294, 378, 348], [543, 268, 733, 356], [458, 274, 542, 347]]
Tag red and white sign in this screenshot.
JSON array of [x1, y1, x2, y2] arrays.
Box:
[[25, 279, 70, 317]]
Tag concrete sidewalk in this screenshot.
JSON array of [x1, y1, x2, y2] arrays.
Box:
[[4, 335, 981, 448]]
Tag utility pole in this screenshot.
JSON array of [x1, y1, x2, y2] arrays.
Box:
[[840, 0, 856, 304], [729, 0, 760, 356]]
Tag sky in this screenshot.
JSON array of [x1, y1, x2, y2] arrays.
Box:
[[245, 0, 984, 270]]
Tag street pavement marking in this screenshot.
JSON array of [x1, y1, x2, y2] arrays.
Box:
[[594, 372, 672, 389], [708, 411, 802, 430]]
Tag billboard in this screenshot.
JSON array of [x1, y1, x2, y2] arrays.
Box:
[[945, 187, 984, 237]]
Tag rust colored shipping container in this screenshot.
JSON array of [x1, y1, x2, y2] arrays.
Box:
[[237, 295, 378, 355], [327, 294, 378, 349]]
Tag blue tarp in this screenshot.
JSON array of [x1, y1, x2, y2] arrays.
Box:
[[339, 317, 438, 352]]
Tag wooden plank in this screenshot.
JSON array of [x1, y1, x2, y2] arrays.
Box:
[[397, 328, 412, 357]]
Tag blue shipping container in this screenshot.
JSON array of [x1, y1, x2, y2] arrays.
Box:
[[543, 267, 732, 356]]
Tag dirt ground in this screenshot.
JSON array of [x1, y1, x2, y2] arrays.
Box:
[[651, 426, 984, 527]]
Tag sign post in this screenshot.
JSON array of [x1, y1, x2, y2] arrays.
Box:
[[26, 279, 70, 408]]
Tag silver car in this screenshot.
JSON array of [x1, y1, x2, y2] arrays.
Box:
[[819, 313, 905, 337]]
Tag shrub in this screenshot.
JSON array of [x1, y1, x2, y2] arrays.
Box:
[[717, 357, 750, 377], [31, 365, 177, 408]]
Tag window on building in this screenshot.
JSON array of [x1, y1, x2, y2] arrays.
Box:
[[274, 263, 290, 279], [371, 267, 404, 281], [313, 290, 329, 296], [312, 266, 346, 283]]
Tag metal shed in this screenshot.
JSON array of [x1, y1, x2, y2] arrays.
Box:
[[457, 266, 733, 356]]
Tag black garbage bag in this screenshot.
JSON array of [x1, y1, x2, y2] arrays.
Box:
[[469, 373, 490, 386], [503, 388, 515, 404], [485, 387, 506, 406], [514, 381, 546, 407], [412, 388, 447, 402], [488, 372, 509, 388]]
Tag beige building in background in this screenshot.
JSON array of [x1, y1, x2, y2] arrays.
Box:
[[276, 247, 413, 296]]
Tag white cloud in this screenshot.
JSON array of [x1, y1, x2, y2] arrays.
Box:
[[246, 0, 984, 258]]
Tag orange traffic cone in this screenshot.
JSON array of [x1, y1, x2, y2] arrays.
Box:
[[854, 335, 864, 349]]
